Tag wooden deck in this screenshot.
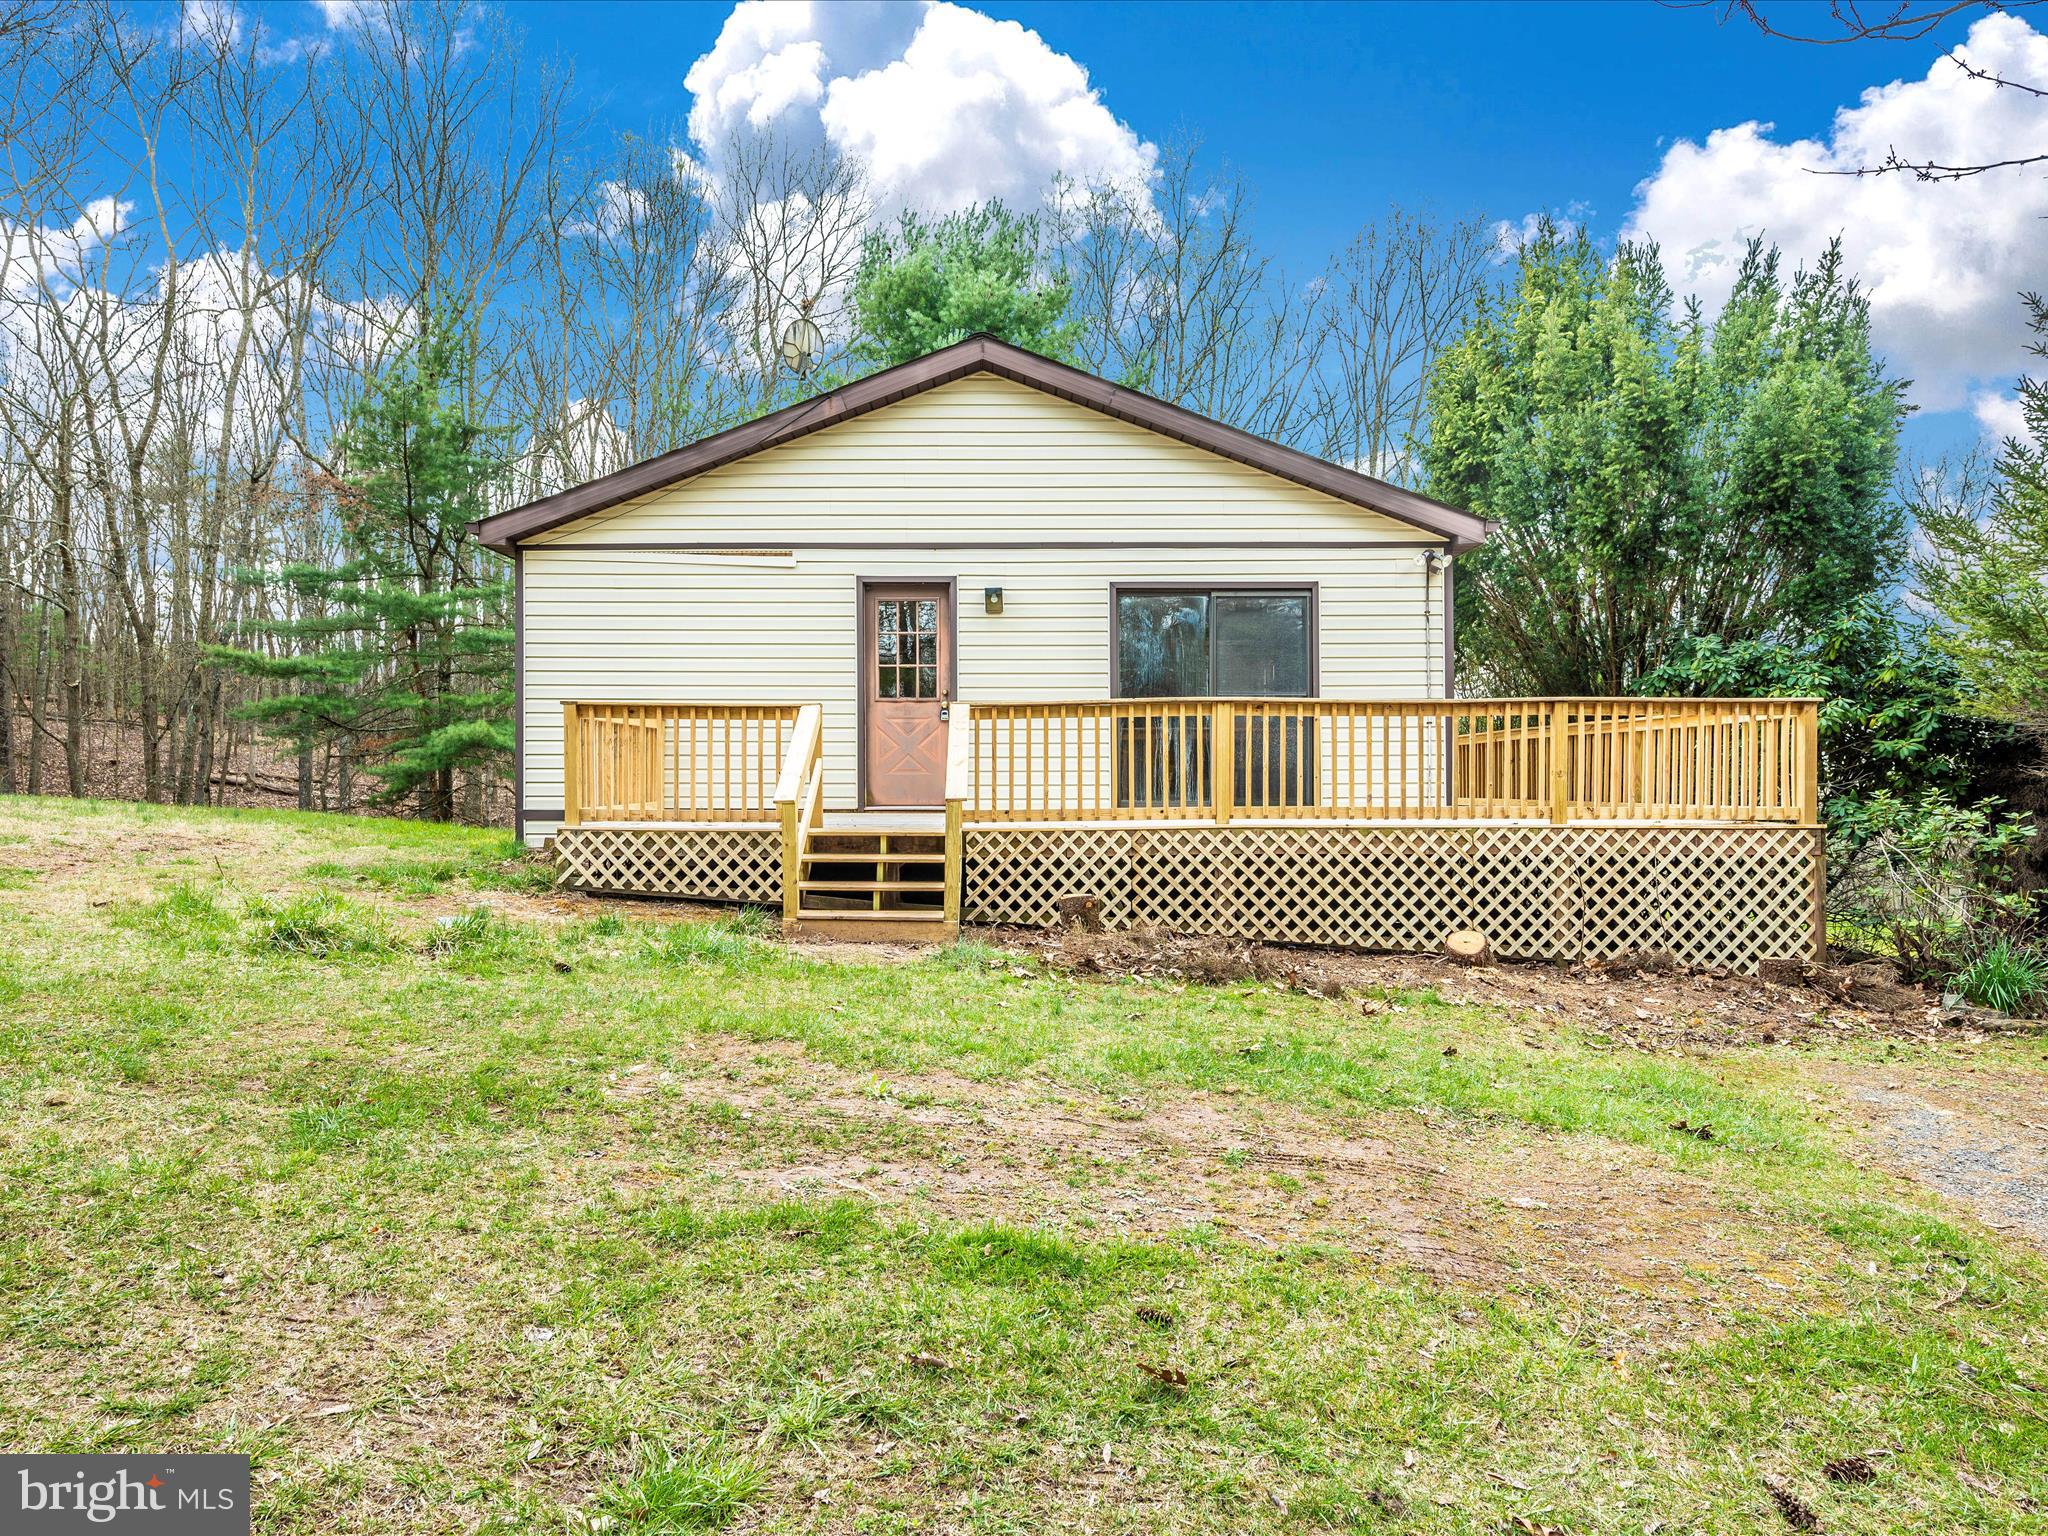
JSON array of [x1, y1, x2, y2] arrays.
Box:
[[549, 696, 1825, 968]]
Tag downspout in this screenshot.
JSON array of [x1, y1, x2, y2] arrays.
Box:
[[1419, 549, 1450, 700], [1421, 548, 1454, 806]]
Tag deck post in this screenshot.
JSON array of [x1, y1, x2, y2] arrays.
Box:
[[943, 704, 971, 928], [779, 798, 801, 924], [1547, 704, 1570, 826], [1212, 701, 1234, 826], [1798, 700, 1821, 828], [562, 703, 581, 827]]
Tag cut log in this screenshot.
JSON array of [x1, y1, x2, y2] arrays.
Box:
[[1053, 894, 1105, 933], [1442, 930, 1492, 966]]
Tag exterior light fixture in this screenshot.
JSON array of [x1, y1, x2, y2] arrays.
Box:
[[984, 586, 1004, 614]]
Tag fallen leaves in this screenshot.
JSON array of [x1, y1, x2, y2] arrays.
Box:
[[1135, 1360, 1189, 1392], [1669, 1118, 1715, 1141]]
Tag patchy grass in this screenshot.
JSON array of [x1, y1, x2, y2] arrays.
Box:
[[0, 796, 2043, 1535]]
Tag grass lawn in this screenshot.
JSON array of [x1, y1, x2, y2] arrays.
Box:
[[0, 796, 2044, 1534]]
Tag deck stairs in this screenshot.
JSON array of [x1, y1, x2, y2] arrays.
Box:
[[784, 824, 957, 942]]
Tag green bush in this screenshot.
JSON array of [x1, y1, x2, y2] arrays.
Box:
[[1950, 935, 2048, 1014], [1825, 789, 2034, 980]]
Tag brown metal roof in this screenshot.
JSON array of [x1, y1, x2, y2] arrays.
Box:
[[471, 334, 1492, 554]]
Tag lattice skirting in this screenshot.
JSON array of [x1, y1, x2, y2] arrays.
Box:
[[963, 824, 1823, 972], [554, 825, 782, 904]]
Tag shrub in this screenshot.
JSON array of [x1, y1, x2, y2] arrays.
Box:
[[1950, 935, 2048, 1014], [1826, 789, 2034, 980]]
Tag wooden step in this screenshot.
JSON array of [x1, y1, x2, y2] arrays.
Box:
[[802, 856, 946, 868], [798, 879, 946, 893], [782, 911, 959, 943], [806, 833, 944, 851]]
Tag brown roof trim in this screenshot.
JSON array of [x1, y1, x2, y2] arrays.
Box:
[[471, 335, 1493, 554]]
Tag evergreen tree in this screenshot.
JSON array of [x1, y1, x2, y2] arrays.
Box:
[[848, 202, 1080, 370], [1421, 222, 1906, 693], [214, 321, 512, 820], [1916, 292, 2048, 739]]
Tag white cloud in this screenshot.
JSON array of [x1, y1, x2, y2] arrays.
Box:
[[684, 0, 1155, 215], [0, 198, 131, 297], [175, 0, 242, 49], [1973, 385, 2037, 446], [1622, 13, 2048, 413], [311, 0, 373, 30], [563, 180, 652, 240]]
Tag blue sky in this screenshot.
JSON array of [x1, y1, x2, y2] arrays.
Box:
[[527, 0, 1956, 268], [298, 0, 2046, 460]]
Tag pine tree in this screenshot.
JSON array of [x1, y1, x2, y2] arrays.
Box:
[[214, 321, 512, 820], [1916, 292, 2048, 739]]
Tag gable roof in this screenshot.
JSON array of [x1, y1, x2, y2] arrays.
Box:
[[472, 334, 1491, 554]]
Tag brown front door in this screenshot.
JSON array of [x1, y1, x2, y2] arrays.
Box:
[[862, 582, 954, 806]]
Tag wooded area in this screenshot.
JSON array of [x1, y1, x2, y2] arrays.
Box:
[[0, 0, 1502, 819]]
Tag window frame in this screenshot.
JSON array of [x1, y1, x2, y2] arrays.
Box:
[[1108, 582, 1320, 699]]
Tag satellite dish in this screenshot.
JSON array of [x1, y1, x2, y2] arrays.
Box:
[[780, 314, 823, 376]]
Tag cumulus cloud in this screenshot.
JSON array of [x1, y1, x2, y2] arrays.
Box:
[[0, 198, 131, 297], [683, 0, 1155, 214], [1622, 13, 2048, 417], [1973, 386, 2038, 447]]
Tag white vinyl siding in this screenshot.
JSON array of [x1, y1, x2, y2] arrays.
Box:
[[517, 372, 1449, 841], [523, 374, 1430, 547]]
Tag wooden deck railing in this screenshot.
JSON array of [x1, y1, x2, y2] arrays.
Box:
[[561, 702, 804, 825], [942, 704, 972, 926], [773, 704, 826, 920], [963, 697, 1820, 827]]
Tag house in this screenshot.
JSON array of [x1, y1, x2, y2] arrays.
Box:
[[474, 334, 1823, 969]]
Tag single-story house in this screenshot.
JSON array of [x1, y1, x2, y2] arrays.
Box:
[[474, 334, 1822, 969]]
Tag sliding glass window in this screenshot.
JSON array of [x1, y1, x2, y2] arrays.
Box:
[[1114, 588, 1313, 698]]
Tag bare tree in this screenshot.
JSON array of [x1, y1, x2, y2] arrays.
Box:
[[708, 130, 873, 415], [1700, 0, 2048, 179], [1052, 139, 1326, 444], [1310, 209, 1494, 482]]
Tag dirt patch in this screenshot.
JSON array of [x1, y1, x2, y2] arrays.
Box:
[[1836, 1065, 2048, 1251], [984, 923, 1994, 1050], [603, 1042, 1851, 1342]]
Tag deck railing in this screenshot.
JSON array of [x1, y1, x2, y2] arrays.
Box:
[[773, 704, 826, 920], [561, 702, 804, 825], [963, 697, 1820, 827]]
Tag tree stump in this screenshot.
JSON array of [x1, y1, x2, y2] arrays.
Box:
[[1053, 894, 1106, 933], [1442, 930, 1493, 966]]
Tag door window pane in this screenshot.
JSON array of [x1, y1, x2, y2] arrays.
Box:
[[1116, 593, 1210, 697], [1213, 594, 1310, 696], [877, 594, 942, 700]]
